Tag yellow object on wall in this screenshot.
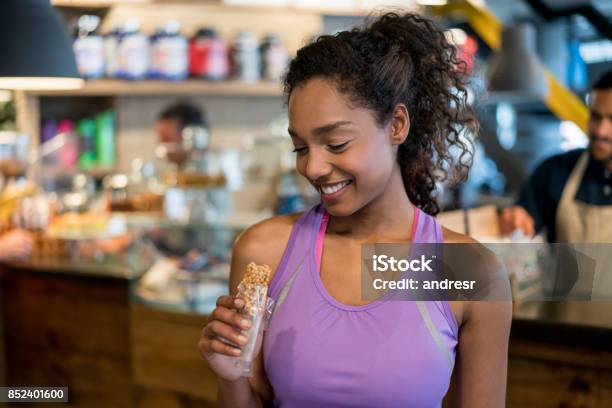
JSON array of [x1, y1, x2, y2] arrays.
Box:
[[430, 0, 589, 133]]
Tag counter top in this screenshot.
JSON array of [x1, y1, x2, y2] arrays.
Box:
[[3, 258, 150, 281], [5, 252, 612, 351], [511, 301, 612, 351], [1, 239, 155, 281]]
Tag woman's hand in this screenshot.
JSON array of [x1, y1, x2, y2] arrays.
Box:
[[0, 229, 33, 262], [198, 295, 255, 381]]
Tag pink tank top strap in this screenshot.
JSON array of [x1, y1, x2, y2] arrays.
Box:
[[413, 207, 443, 243], [315, 211, 329, 266]]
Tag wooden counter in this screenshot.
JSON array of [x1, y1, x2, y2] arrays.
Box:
[[507, 302, 612, 408], [1, 263, 136, 407], [0, 260, 219, 408], [3, 260, 612, 407], [130, 303, 217, 407]]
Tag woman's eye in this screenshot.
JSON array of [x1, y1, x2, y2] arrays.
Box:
[[328, 141, 349, 151], [292, 146, 308, 154]]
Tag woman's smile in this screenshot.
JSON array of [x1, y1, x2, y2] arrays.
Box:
[[318, 179, 353, 201]]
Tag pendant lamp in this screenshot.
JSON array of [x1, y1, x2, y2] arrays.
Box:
[[487, 23, 549, 103], [0, 0, 83, 90]]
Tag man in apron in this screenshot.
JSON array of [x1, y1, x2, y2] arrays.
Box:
[[500, 69, 612, 299]]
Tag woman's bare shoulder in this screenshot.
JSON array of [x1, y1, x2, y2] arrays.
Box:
[[441, 226, 512, 328], [235, 213, 303, 258], [441, 226, 479, 244], [229, 212, 303, 292]]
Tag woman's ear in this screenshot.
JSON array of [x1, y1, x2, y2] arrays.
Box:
[[389, 104, 410, 146]]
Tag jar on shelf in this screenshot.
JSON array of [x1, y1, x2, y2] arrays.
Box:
[[104, 26, 121, 78], [232, 31, 260, 83], [189, 28, 230, 81], [149, 21, 189, 81], [117, 20, 150, 80], [261, 33, 288, 82], [73, 15, 104, 80]]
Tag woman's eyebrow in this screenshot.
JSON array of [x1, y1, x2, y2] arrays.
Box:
[[311, 121, 354, 137], [288, 121, 354, 140]]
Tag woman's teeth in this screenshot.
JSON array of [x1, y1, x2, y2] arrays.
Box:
[[320, 180, 351, 195]]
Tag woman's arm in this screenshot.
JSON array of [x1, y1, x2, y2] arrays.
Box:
[[212, 215, 297, 407], [454, 300, 512, 407], [441, 228, 512, 407], [217, 377, 262, 408]]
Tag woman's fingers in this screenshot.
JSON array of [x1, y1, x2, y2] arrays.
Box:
[[198, 295, 254, 361], [199, 325, 243, 357], [199, 295, 252, 353], [206, 337, 243, 356], [209, 305, 252, 330], [204, 320, 248, 347], [216, 295, 245, 309], [198, 335, 242, 358]]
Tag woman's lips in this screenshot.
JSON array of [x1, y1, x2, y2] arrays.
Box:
[[319, 180, 353, 200]]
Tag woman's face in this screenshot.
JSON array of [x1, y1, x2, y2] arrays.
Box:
[[288, 78, 406, 216]]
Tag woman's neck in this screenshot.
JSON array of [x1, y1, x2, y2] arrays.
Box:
[[327, 168, 415, 242]]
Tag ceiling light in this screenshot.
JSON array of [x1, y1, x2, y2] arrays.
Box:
[[0, 0, 83, 91]]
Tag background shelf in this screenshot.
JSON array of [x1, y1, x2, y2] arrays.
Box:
[[24, 80, 284, 97]]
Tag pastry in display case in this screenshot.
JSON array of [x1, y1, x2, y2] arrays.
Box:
[[0, 193, 67, 261], [47, 211, 112, 239], [10, 194, 66, 260], [157, 125, 240, 225], [104, 172, 165, 213], [0, 131, 29, 188], [0, 133, 67, 260]]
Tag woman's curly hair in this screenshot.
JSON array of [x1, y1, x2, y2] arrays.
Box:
[[284, 12, 477, 215]]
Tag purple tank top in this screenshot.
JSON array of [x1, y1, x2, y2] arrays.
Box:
[[264, 204, 458, 408]]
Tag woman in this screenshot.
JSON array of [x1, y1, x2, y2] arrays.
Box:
[[199, 12, 511, 407]]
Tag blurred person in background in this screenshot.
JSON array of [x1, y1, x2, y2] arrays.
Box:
[[0, 229, 32, 262], [500, 69, 612, 242], [156, 102, 209, 166]]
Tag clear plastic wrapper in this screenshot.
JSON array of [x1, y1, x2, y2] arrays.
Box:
[[235, 284, 266, 375], [234, 262, 272, 376]]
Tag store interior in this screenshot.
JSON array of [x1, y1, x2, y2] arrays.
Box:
[[0, 0, 611, 407]]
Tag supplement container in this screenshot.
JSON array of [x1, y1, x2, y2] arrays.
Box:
[[73, 15, 104, 79], [233, 31, 260, 83]]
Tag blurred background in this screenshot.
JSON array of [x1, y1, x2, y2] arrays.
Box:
[[0, 0, 611, 407]]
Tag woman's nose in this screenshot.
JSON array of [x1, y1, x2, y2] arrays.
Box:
[[303, 149, 333, 183]]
